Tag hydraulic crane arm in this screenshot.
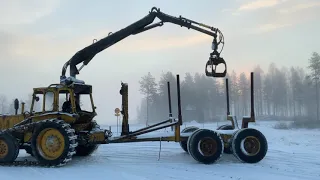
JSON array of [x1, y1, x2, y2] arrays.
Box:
[[60, 7, 226, 82]]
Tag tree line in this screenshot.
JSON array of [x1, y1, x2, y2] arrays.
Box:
[[0, 93, 34, 115], [137, 52, 320, 126], [1, 52, 320, 128]]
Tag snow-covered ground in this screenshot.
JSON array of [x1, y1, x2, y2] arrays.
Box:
[[1, 120, 320, 180]]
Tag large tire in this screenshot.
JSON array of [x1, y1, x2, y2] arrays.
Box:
[[187, 129, 224, 164], [31, 119, 78, 167], [217, 124, 234, 130], [75, 145, 99, 156], [25, 145, 34, 156], [0, 133, 19, 163], [232, 128, 268, 163], [217, 124, 234, 154], [75, 120, 100, 156], [179, 126, 199, 153]]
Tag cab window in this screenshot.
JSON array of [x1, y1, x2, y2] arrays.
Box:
[[33, 94, 43, 113], [44, 91, 54, 111], [58, 90, 73, 113], [77, 94, 93, 112], [33, 90, 55, 113]]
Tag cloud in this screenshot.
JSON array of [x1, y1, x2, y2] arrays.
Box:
[[115, 34, 212, 52], [0, 31, 18, 55], [228, 0, 288, 16], [221, 8, 233, 13], [3, 29, 213, 61], [232, 0, 320, 33], [0, 0, 60, 27], [238, 0, 285, 11], [278, 1, 320, 14], [252, 23, 292, 33]]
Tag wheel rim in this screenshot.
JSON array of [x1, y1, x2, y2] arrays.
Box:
[[0, 140, 8, 158], [197, 137, 217, 156], [240, 136, 261, 156], [36, 128, 65, 160]]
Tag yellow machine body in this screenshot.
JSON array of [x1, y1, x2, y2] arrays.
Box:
[[0, 83, 102, 145]]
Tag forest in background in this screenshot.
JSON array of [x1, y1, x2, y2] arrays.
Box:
[[1, 52, 320, 129], [137, 52, 320, 129]]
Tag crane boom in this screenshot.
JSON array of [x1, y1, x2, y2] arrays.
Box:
[[60, 7, 226, 83]]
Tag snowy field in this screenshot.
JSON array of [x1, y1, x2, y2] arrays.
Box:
[[1, 120, 320, 180]]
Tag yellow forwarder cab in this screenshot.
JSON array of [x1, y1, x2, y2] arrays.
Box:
[[0, 78, 108, 166]]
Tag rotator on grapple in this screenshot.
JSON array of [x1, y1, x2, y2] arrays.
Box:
[[0, 7, 268, 167]]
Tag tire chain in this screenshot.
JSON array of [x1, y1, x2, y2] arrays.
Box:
[[0, 119, 77, 168]]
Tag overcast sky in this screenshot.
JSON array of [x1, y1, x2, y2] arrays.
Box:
[[0, 0, 319, 125]]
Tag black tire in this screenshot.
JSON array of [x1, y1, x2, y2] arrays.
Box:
[[75, 120, 100, 156], [217, 124, 234, 154], [187, 129, 224, 164], [217, 124, 234, 130], [0, 133, 19, 163], [75, 145, 99, 156], [25, 145, 34, 156], [13, 140, 20, 160], [179, 126, 199, 153], [31, 119, 78, 167], [232, 128, 268, 163]]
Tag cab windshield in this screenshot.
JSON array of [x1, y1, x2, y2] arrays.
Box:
[[59, 93, 93, 113], [76, 94, 93, 113]]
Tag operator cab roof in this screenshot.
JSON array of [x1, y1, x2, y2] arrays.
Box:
[[33, 77, 92, 94]]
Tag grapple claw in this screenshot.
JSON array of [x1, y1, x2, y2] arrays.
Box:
[[205, 54, 227, 78]]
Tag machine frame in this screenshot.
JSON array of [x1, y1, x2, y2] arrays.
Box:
[[0, 72, 267, 167]]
